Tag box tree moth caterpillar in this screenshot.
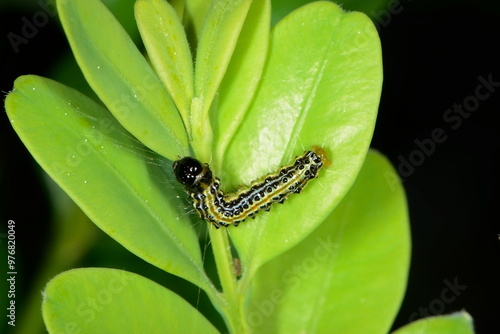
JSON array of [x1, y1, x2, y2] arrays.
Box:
[[173, 146, 328, 228]]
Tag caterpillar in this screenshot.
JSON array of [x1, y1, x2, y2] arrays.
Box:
[[173, 146, 327, 228]]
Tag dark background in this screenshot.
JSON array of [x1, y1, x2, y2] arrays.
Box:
[[1, 0, 499, 333]]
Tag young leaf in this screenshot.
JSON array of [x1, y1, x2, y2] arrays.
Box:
[[190, 0, 252, 161], [224, 2, 383, 277], [135, 0, 194, 125], [392, 312, 475, 334], [5, 76, 214, 293], [247, 151, 410, 333], [42, 268, 220, 333], [57, 0, 188, 161], [211, 0, 271, 166]]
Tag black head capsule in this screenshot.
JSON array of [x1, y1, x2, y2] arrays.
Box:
[[173, 157, 206, 193]]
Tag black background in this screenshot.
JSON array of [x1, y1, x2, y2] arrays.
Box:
[[1, 0, 499, 333]]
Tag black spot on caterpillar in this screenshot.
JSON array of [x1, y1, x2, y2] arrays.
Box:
[[173, 146, 328, 228]]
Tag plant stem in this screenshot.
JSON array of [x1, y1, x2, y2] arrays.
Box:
[[209, 227, 250, 333]]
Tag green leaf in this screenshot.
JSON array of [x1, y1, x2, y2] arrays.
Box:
[[5, 75, 214, 293], [42, 268, 220, 334], [135, 0, 194, 125], [190, 0, 252, 161], [224, 1, 383, 277], [212, 0, 271, 165], [57, 0, 188, 161], [247, 151, 410, 333], [392, 312, 475, 334]]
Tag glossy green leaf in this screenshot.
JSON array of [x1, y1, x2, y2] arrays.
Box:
[[42, 268, 220, 333], [247, 151, 410, 333], [392, 312, 475, 334], [190, 0, 252, 161], [224, 2, 383, 277], [135, 0, 194, 124], [5, 75, 214, 293], [212, 0, 271, 165], [57, 0, 188, 161]]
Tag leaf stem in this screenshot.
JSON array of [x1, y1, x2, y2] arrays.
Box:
[[209, 227, 250, 333]]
